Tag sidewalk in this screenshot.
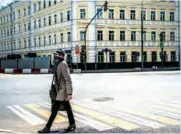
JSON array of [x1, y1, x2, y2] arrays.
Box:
[[80, 67, 180, 73]]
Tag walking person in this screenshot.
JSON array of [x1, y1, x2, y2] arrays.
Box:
[[38, 49, 76, 133]]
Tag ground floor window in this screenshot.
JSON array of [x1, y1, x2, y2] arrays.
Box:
[[110, 52, 115, 63], [98, 52, 104, 63], [131, 51, 139, 62], [120, 52, 126, 63]]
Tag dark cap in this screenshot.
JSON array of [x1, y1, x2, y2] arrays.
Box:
[[56, 49, 65, 57]]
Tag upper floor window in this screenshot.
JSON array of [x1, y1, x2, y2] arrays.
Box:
[[67, 32, 71, 42], [24, 8, 26, 16], [80, 9, 86, 19], [170, 32, 175, 41], [38, 1, 41, 10], [97, 8, 103, 19], [43, 0, 46, 8], [160, 11, 165, 21], [18, 9, 20, 18], [60, 12, 63, 22], [54, 14, 57, 24], [170, 12, 174, 21], [141, 10, 146, 20], [130, 10, 136, 20], [120, 10, 125, 20], [109, 9, 114, 19], [34, 3, 36, 13], [151, 11, 156, 21], [48, 0, 51, 7], [67, 10, 70, 21], [131, 31, 136, 41], [49, 16, 51, 25], [109, 31, 114, 41], [28, 6, 30, 15]]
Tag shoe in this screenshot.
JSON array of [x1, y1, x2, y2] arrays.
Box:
[[64, 124, 76, 132], [38, 126, 50, 133]]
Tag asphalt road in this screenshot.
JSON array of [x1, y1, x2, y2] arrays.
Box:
[[0, 71, 180, 133]]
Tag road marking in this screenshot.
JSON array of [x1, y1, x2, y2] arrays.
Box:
[[25, 104, 67, 123], [84, 99, 180, 126], [157, 101, 180, 108], [153, 105, 180, 114], [42, 102, 115, 131], [70, 101, 140, 130], [7, 105, 45, 125], [152, 109, 180, 120], [73, 100, 165, 129]]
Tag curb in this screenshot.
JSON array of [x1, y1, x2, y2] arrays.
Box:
[[0, 69, 52, 74]]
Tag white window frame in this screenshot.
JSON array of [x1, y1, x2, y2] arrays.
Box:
[[141, 9, 146, 20], [150, 10, 156, 21], [109, 9, 114, 20], [130, 9, 136, 20], [120, 9, 125, 20], [160, 10, 165, 21], [80, 9, 86, 19], [96, 8, 104, 19]]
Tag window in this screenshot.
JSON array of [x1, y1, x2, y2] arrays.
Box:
[[34, 38, 36, 46], [170, 12, 174, 21], [39, 19, 41, 28], [98, 52, 104, 63], [67, 32, 71, 42], [109, 9, 114, 19], [28, 22, 30, 30], [49, 16, 51, 25], [97, 30, 103, 41], [160, 51, 168, 61], [28, 39, 31, 47], [24, 24, 26, 32], [170, 32, 175, 41], [19, 25, 21, 33], [60, 12, 63, 22], [143, 31, 146, 41], [54, 14, 57, 24], [34, 3, 36, 13], [80, 9, 86, 19], [38, 1, 41, 10], [67, 10, 70, 21], [130, 10, 136, 20], [160, 31, 166, 41], [120, 52, 126, 62], [120, 31, 125, 41], [18, 10, 20, 18], [54, 34, 56, 44], [131, 31, 136, 41], [43, 0, 46, 8], [110, 52, 115, 63], [143, 52, 147, 62], [18, 40, 21, 49], [171, 51, 176, 62], [39, 37, 41, 46], [132, 52, 139, 62], [109, 31, 114, 41], [43, 36, 46, 45], [13, 12, 15, 20], [80, 31, 85, 41], [160, 11, 165, 21], [151, 11, 156, 21], [60, 33, 63, 42], [120, 10, 125, 20], [10, 28, 12, 35], [151, 31, 156, 41], [97, 8, 103, 19], [49, 35, 51, 45], [24, 39, 26, 48], [43, 18, 46, 26], [141, 10, 146, 20], [7, 29, 9, 36], [34, 20, 36, 29], [7, 15, 9, 22], [24, 8, 26, 16], [54, 0, 57, 4], [152, 51, 157, 62], [0, 17, 2, 24], [28, 6, 30, 15], [49, 0, 51, 7]]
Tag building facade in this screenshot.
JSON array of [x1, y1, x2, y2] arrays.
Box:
[[0, 0, 179, 69]]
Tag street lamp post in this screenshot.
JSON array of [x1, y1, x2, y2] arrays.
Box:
[[102, 48, 112, 69], [160, 33, 164, 70], [84, 1, 108, 70]]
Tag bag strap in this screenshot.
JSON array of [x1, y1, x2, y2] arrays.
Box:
[[51, 73, 55, 86]]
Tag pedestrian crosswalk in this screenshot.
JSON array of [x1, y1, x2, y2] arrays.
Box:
[[6, 98, 180, 132]]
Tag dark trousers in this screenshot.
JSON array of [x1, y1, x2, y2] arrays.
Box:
[[46, 100, 75, 128]]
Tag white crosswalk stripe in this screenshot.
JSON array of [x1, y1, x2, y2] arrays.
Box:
[[157, 100, 180, 108], [71, 100, 165, 129], [7, 105, 45, 125], [41, 102, 115, 131], [152, 108, 180, 120]]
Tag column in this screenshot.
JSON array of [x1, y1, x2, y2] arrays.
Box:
[[115, 51, 120, 63], [71, 0, 78, 63], [147, 51, 152, 62], [127, 51, 132, 62], [88, 1, 96, 63]]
